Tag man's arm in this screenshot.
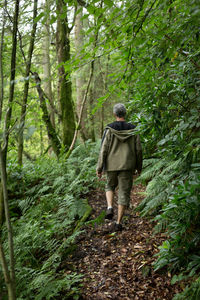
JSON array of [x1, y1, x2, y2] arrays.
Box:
[[96, 129, 110, 177]]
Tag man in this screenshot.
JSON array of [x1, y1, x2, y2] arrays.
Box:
[[96, 103, 142, 231]]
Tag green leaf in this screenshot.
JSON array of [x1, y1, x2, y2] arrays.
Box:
[[104, 0, 114, 8], [34, 12, 45, 23]]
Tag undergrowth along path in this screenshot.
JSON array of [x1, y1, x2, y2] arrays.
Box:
[[69, 184, 182, 300]]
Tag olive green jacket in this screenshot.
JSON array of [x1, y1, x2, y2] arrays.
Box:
[[96, 126, 142, 173]]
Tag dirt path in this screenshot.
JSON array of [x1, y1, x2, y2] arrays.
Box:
[[70, 184, 181, 300]]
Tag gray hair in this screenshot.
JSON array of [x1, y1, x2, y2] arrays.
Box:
[[113, 103, 126, 117]]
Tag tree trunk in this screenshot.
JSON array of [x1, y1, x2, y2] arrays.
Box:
[[43, 0, 55, 129], [40, 124, 44, 155], [74, 5, 88, 141], [66, 60, 94, 159], [18, 0, 38, 165], [88, 87, 96, 142], [56, 0, 75, 150], [100, 105, 104, 137], [0, 0, 7, 229], [0, 0, 6, 121], [3, 0, 20, 166], [0, 0, 20, 294], [33, 72, 61, 157], [98, 56, 109, 137], [86, 26, 99, 142], [0, 145, 16, 300], [0, 186, 3, 227]]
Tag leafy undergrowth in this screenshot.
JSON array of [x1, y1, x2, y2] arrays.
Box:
[[0, 141, 102, 299], [65, 182, 183, 300]]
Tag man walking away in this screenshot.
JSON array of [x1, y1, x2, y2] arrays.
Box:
[[96, 103, 142, 231]]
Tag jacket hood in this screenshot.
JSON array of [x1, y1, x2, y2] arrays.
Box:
[[106, 126, 137, 142]]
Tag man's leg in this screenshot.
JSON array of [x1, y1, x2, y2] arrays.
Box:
[[105, 171, 118, 220], [116, 204, 126, 224], [117, 170, 133, 226], [106, 190, 114, 208], [105, 190, 114, 219]]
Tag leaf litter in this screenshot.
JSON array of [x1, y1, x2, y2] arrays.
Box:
[[66, 184, 182, 299]]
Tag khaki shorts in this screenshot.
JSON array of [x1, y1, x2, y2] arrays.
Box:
[[105, 170, 133, 206]]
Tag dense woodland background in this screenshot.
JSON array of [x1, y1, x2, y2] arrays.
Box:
[[0, 0, 199, 299]]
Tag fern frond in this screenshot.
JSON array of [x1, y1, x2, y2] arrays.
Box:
[[141, 191, 168, 216]]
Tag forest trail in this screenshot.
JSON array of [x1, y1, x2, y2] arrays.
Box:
[[68, 182, 182, 300]]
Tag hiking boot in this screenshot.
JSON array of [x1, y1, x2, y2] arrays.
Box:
[[113, 222, 123, 232], [105, 208, 114, 220]]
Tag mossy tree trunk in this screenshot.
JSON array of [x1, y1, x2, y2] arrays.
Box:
[[33, 72, 61, 157], [56, 0, 75, 150]]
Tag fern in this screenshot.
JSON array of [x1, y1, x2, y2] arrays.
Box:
[[136, 158, 167, 183], [137, 157, 187, 215], [173, 277, 200, 300], [0, 140, 100, 299], [136, 108, 200, 298]]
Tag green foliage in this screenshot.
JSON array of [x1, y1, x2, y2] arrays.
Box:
[[136, 108, 199, 298], [1, 0, 200, 298], [0, 140, 100, 299], [132, 3, 200, 297], [154, 171, 200, 271], [173, 277, 200, 300]]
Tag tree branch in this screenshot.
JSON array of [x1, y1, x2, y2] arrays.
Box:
[[4, 5, 27, 65], [66, 59, 95, 159], [76, 0, 87, 8], [133, 0, 157, 38], [69, 5, 78, 33]]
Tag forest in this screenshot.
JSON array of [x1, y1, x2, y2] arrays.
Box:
[[0, 0, 199, 299]]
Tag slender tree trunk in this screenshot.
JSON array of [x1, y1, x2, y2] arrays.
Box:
[[56, 0, 75, 150], [0, 0, 7, 228], [99, 56, 109, 137], [0, 240, 16, 300], [3, 0, 20, 165], [86, 27, 99, 142], [0, 145, 16, 300], [0, 186, 3, 227], [74, 5, 88, 141], [40, 125, 44, 155], [43, 0, 55, 128], [0, 242, 10, 290], [100, 105, 104, 137], [18, 0, 38, 165], [0, 0, 6, 121], [0, 1, 20, 297], [66, 60, 94, 159], [88, 87, 95, 142], [43, 0, 55, 154]]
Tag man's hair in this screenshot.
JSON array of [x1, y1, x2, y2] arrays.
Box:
[[113, 103, 126, 118]]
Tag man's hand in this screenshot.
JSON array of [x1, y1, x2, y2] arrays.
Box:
[[96, 170, 102, 179]]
